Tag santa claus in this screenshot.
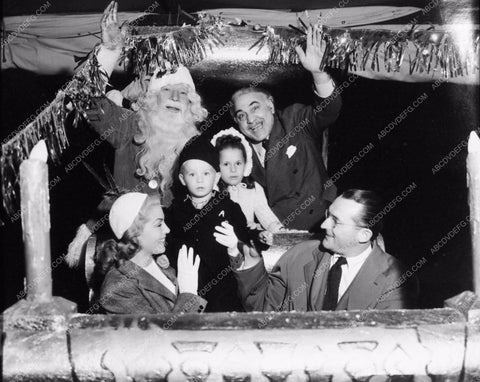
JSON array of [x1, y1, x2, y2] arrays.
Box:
[[66, 1, 207, 282], [86, 1, 207, 206]]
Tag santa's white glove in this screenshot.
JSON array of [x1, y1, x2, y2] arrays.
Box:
[[214, 221, 239, 256], [177, 245, 200, 294]]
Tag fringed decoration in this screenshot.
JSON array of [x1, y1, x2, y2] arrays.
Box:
[[1, 90, 71, 217], [256, 21, 479, 78], [124, 13, 227, 77], [1, 45, 106, 217]]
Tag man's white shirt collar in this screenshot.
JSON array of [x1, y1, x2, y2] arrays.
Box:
[[252, 141, 267, 166], [332, 245, 372, 269], [331, 244, 373, 302]]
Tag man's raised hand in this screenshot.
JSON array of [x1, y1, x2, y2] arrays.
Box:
[[295, 25, 327, 73], [295, 25, 333, 90]]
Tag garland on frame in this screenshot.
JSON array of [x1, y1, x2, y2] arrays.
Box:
[[1, 15, 228, 219], [123, 13, 227, 77], [0, 51, 105, 218], [251, 22, 479, 78]]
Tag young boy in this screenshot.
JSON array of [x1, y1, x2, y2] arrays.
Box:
[[166, 137, 251, 312]]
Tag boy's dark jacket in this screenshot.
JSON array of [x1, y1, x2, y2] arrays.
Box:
[[165, 191, 251, 312]]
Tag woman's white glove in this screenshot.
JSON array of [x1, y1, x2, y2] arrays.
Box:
[[214, 221, 239, 256], [177, 245, 200, 294]]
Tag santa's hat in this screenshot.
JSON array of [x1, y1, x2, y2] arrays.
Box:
[[148, 64, 195, 94]]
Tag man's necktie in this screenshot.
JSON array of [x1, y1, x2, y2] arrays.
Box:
[[261, 139, 269, 164], [322, 256, 347, 310], [261, 139, 269, 151]]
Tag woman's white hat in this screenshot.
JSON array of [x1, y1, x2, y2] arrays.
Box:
[[109, 192, 148, 239]]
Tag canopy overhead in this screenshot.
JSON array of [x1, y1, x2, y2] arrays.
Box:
[[2, 4, 478, 80], [2, 0, 438, 16]]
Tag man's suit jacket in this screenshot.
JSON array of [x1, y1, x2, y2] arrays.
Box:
[[250, 93, 341, 231], [99, 260, 207, 314], [234, 240, 417, 312]]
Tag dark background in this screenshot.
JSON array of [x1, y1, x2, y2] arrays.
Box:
[[1, 63, 477, 312]]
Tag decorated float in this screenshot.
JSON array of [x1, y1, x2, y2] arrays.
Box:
[[2, 0, 480, 380]]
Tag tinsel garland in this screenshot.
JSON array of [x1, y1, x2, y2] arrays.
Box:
[[124, 13, 227, 77], [253, 23, 479, 78], [0, 51, 105, 217], [1, 16, 227, 218]]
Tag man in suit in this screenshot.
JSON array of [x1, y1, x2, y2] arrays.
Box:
[[229, 189, 418, 311], [230, 26, 342, 231]]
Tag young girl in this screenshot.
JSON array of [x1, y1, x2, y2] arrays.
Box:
[[211, 128, 284, 244], [94, 192, 206, 314]]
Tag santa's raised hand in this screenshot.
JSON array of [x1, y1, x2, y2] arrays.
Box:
[[101, 1, 127, 50]]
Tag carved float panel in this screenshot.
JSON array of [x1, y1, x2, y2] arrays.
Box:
[[65, 310, 466, 382], [4, 303, 479, 382]]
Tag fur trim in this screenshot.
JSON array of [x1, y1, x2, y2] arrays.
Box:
[[65, 224, 92, 268]]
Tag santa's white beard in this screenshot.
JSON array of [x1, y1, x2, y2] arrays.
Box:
[[149, 109, 197, 147], [135, 109, 198, 203]]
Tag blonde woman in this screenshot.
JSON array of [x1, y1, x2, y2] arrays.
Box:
[[94, 192, 206, 314]]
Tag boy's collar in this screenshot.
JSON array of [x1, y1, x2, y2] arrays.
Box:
[[184, 191, 216, 209]]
